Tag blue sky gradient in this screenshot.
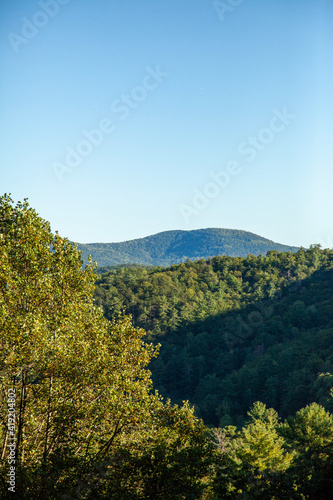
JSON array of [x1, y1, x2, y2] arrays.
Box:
[[1, 0, 332, 247]]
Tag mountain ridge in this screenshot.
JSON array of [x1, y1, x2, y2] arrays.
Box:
[[76, 228, 299, 267]]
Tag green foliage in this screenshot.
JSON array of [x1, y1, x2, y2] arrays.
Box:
[[213, 402, 294, 498], [0, 195, 212, 499], [212, 402, 333, 499], [95, 246, 333, 426], [2, 194, 333, 499], [85, 401, 215, 499], [279, 403, 333, 499], [77, 228, 299, 267]]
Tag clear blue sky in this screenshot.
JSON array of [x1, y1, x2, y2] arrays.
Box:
[[1, 0, 332, 247]]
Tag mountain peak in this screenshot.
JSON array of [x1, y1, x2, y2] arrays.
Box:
[[76, 228, 299, 268]]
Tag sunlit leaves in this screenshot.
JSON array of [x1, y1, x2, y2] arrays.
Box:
[[0, 195, 215, 499]]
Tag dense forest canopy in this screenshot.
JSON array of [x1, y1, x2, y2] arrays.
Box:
[[1, 195, 333, 499], [0, 195, 213, 499], [94, 246, 333, 427]]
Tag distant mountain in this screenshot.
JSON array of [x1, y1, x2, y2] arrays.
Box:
[[76, 228, 299, 268]]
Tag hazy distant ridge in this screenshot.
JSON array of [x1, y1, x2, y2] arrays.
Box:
[[76, 228, 299, 267]]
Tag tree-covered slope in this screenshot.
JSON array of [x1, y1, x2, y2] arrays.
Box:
[[0, 195, 213, 499], [3, 195, 333, 499], [94, 246, 333, 427], [77, 228, 299, 267]]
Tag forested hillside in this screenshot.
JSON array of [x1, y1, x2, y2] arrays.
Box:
[[0, 196, 213, 499], [2, 195, 333, 499], [77, 228, 299, 267], [94, 246, 333, 427]]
